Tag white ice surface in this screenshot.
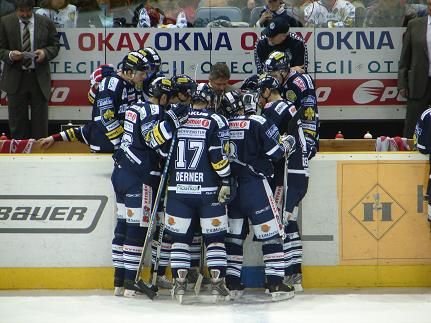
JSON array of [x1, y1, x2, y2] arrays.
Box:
[[1, 289, 430, 323]]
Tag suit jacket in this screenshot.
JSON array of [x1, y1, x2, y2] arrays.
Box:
[[398, 16, 430, 100], [0, 12, 59, 100]]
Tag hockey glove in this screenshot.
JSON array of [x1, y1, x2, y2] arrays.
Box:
[[217, 176, 237, 205], [281, 134, 296, 158], [164, 104, 189, 130]]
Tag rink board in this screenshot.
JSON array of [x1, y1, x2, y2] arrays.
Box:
[[0, 153, 430, 289]]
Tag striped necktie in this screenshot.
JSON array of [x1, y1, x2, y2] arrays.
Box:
[[22, 21, 32, 69]]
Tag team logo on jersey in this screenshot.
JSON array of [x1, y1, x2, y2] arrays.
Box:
[[168, 217, 176, 225], [289, 106, 297, 116], [212, 218, 221, 227], [127, 209, 134, 217], [103, 109, 115, 121], [261, 224, 270, 232], [286, 90, 297, 103], [304, 107, 315, 120]]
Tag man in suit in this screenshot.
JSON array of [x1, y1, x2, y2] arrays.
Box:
[[0, 0, 59, 139], [398, 0, 431, 138]]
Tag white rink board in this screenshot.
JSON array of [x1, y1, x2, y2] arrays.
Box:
[[0, 155, 116, 267], [0, 153, 428, 269]]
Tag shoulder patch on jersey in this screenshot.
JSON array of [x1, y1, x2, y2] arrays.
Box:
[[149, 104, 159, 115], [293, 77, 306, 92], [107, 77, 119, 91], [125, 110, 138, 123], [266, 124, 278, 138], [304, 107, 315, 120], [286, 90, 297, 103], [289, 105, 297, 116], [249, 115, 266, 125], [302, 95, 316, 106], [303, 74, 314, 89], [274, 101, 288, 115], [124, 121, 133, 132], [211, 113, 227, 129]]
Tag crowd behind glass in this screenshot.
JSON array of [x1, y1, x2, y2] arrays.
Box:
[[0, 0, 428, 29]]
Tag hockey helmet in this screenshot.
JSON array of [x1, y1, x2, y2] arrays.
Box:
[[192, 83, 216, 107], [257, 74, 280, 92], [140, 47, 162, 73], [148, 76, 172, 99], [220, 90, 244, 117], [121, 51, 149, 72], [240, 74, 259, 92], [171, 74, 197, 97], [264, 51, 292, 73]]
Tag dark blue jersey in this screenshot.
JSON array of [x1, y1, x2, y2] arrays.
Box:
[[281, 71, 319, 157], [168, 108, 231, 195], [228, 114, 284, 178], [262, 99, 309, 174], [93, 74, 139, 149], [113, 101, 175, 176], [415, 107, 431, 155]]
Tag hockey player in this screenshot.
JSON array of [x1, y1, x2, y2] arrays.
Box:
[[138, 46, 163, 101], [414, 106, 431, 223], [164, 75, 235, 303], [263, 51, 319, 159], [259, 74, 309, 292], [220, 90, 296, 301], [38, 51, 148, 153], [111, 76, 189, 297]]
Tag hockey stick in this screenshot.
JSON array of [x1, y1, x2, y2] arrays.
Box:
[[194, 237, 205, 296], [134, 133, 177, 300], [151, 186, 168, 287]]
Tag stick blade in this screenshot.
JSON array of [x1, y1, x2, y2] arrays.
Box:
[[194, 274, 204, 296], [135, 280, 158, 300]]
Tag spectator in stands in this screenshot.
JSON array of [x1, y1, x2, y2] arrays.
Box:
[[132, 0, 188, 28], [398, 0, 431, 138], [36, 0, 78, 28], [254, 16, 308, 73], [364, 0, 406, 27], [77, 0, 133, 27], [0, 0, 15, 17], [255, 0, 303, 28], [0, 0, 60, 139], [208, 62, 234, 112], [304, 0, 356, 27]]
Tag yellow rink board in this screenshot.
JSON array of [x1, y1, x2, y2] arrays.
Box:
[[1, 265, 431, 289]]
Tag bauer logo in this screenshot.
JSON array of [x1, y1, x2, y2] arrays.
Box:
[[0, 195, 107, 234]]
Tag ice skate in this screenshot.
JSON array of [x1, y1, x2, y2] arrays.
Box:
[[123, 280, 143, 298], [268, 282, 295, 301], [171, 269, 187, 304], [186, 268, 198, 290], [156, 275, 173, 289], [226, 280, 245, 300], [113, 286, 124, 297], [210, 269, 230, 303], [291, 273, 303, 292]]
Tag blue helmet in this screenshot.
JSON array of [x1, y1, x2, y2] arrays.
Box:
[[192, 83, 216, 107], [171, 74, 197, 97], [148, 76, 172, 99], [264, 51, 292, 73], [122, 51, 149, 72], [240, 74, 259, 92], [220, 90, 244, 117]]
